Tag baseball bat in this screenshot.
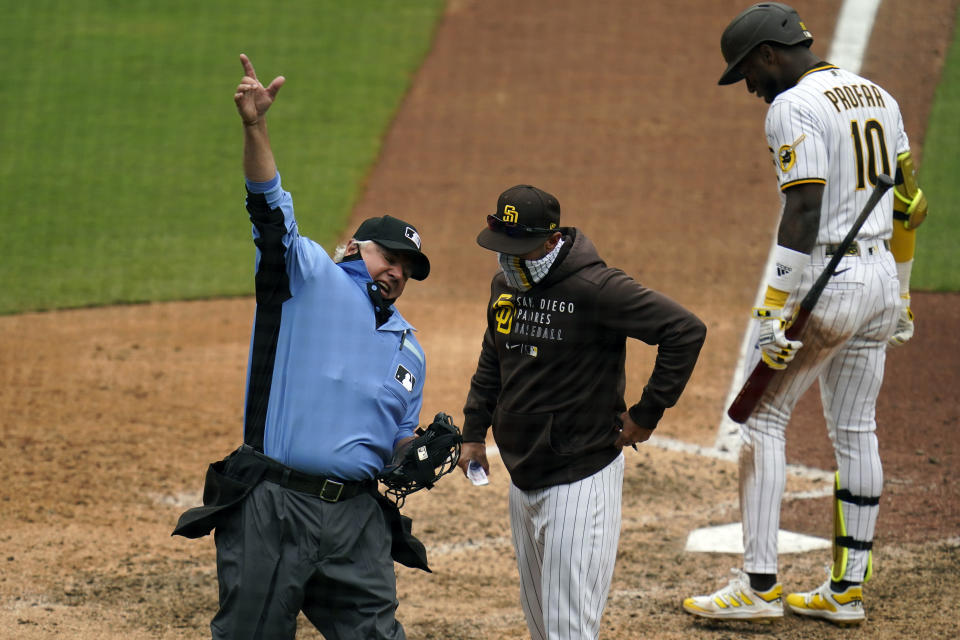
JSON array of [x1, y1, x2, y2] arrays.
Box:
[[726, 173, 894, 424]]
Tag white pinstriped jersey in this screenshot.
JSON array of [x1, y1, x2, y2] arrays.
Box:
[[737, 64, 906, 584], [765, 64, 909, 245]]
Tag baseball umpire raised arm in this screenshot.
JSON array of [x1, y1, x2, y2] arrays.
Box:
[[458, 185, 706, 639], [683, 3, 928, 628], [172, 54, 452, 640]]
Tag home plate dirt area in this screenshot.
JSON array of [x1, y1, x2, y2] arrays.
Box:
[[1, 0, 957, 638]]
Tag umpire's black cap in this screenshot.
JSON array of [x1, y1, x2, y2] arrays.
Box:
[[354, 215, 430, 280]]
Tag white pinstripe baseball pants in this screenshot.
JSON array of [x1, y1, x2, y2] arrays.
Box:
[[509, 453, 624, 640], [741, 244, 900, 582]]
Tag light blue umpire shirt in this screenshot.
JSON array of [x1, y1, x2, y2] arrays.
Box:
[[245, 173, 425, 480]]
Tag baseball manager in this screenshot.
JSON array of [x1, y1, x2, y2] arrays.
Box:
[[459, 184, 706, 639]]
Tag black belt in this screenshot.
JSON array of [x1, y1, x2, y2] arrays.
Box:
[[262, 465, 375, 502], [824, 240, 890, 257], [238, 444, 375, 502], [233, 445, 371, 503], [824, 243, 861, 257]]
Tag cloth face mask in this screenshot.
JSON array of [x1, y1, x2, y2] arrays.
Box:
[[497, 237, 565, 291]]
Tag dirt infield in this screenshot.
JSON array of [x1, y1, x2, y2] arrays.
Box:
[[1, 1, 958, 638]]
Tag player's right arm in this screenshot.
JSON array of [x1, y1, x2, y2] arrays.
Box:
[[750, 182, 823, 369], [777, 183, 822, 253], [756, 94, 827, 369]]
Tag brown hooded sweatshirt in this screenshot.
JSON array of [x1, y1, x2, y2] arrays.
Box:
[[462, 229, 706, 490]]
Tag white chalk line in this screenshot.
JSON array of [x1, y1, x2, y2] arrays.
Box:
[[155, 440, 831, 535], [489, 439, 834, 483], [416, 442, 833, 557]]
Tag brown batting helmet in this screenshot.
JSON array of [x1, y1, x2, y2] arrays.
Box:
[[719, 3, 814, 85]]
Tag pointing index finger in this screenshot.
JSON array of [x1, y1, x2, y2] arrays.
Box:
[[239, 53, 257, 81]]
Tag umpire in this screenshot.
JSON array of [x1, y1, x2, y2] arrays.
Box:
[[173, 55, 431, 640]]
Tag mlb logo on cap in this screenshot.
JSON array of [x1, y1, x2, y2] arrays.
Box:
[[404, 226, 422, 249]]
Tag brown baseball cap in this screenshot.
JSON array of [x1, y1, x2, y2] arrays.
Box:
[[354, 215, 430, 280], [477, 185, 561, 255]]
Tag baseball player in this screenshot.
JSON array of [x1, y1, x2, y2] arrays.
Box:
[[459, 185, 706, 639], [683, 3, 927, 627]]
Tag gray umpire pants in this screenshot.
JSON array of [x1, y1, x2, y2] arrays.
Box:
[[211, 480, 406, 640]]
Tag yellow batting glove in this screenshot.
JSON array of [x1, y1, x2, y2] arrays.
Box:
[[753, 306, 803, 370]]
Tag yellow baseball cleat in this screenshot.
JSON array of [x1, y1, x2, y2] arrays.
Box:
[[683, 569, 783, 622], [786, 579, 865, 626]]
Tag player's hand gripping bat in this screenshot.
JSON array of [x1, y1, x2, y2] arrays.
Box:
[[727, 173, 894, 424]]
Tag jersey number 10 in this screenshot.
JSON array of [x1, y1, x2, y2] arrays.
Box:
[[850, 120, 890, 190]]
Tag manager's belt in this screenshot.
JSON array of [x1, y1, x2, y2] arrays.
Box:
[[823, 239, 890, 257]]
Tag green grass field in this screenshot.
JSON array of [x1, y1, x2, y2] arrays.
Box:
[[913, 7, 960, 291], [0, 0, 444, 314], [0, 3, 956, 314]]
